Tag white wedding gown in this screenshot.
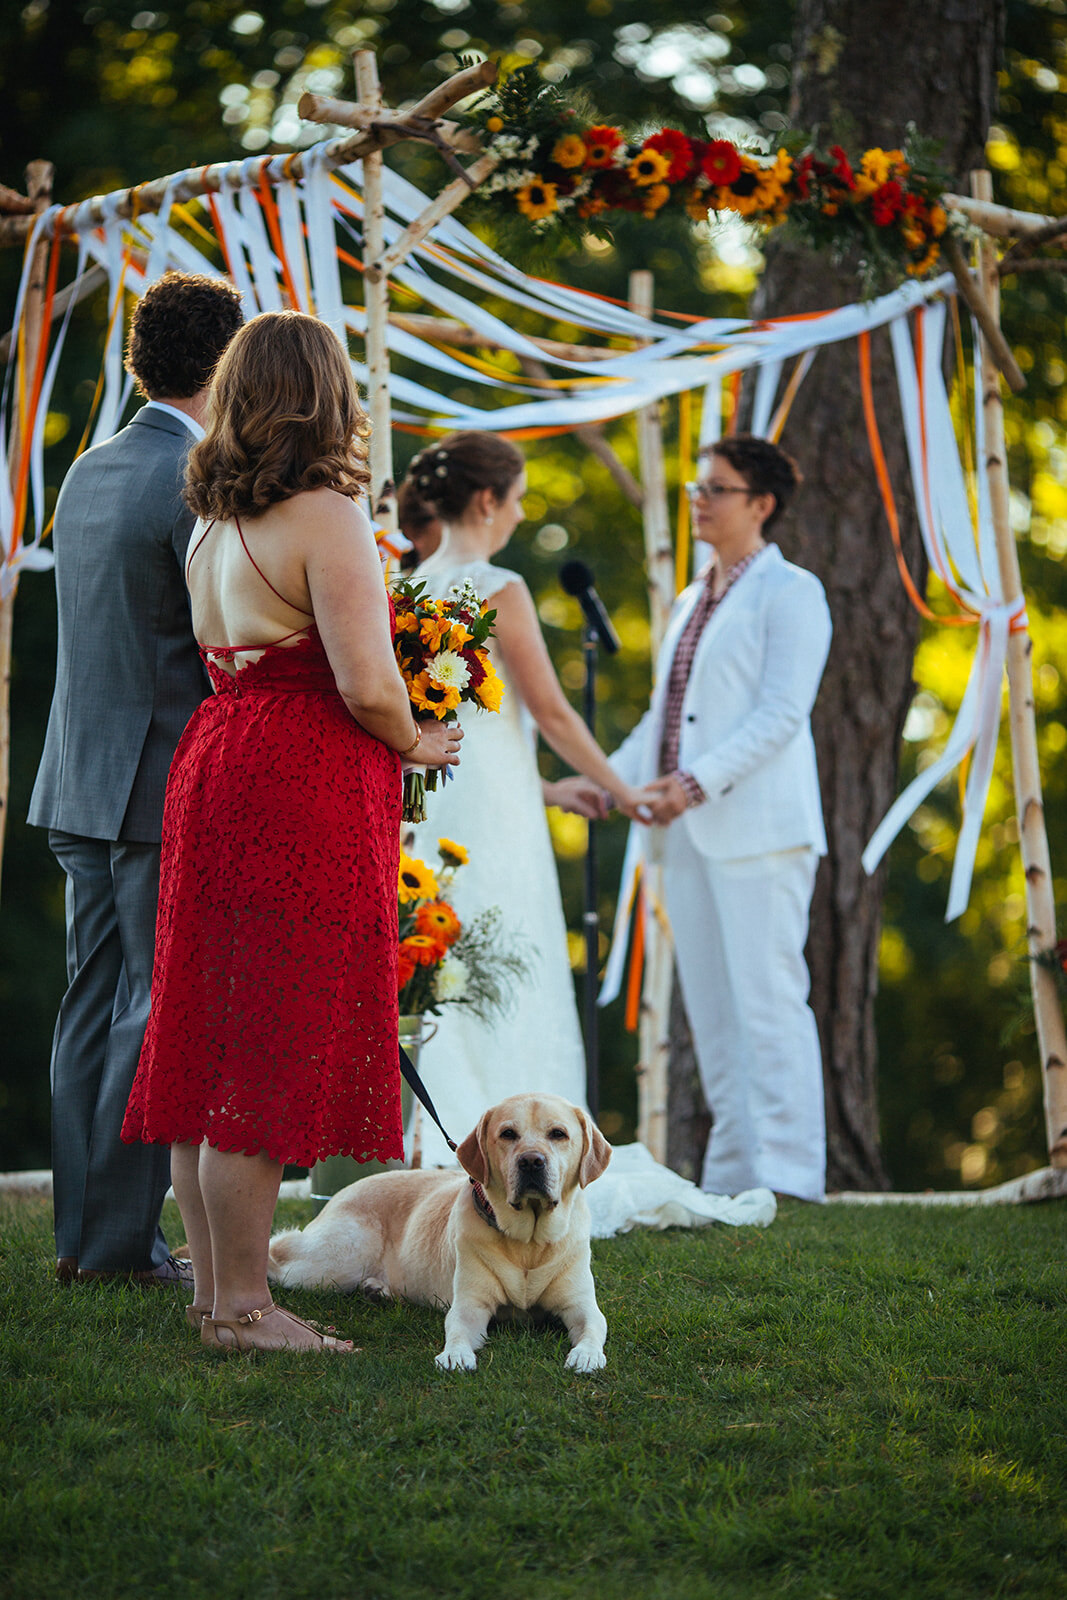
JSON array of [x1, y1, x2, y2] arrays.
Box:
[[405, 555, 776, 1237]]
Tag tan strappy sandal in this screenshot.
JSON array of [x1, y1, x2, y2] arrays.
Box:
[[200, 1302, 353, 1353], [186, 1305, 210, 1331]]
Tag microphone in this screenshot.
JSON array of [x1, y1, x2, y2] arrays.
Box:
[[559, 559, 620, 655]]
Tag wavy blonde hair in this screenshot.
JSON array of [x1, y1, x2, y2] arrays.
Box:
[[185, 311, 370, 520]]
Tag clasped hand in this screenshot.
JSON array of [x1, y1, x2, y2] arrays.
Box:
[[546, 775, 685, 825], [407, 720, 463, 770]]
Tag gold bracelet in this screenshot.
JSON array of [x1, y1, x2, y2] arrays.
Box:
[[399, 725, 422, 759]]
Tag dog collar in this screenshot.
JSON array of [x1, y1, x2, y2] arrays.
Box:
[[469, 1178, 500, 1231]]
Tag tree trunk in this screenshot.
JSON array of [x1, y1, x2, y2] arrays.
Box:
[[667, 0, 1003, 1190], [764, 0, 1001, 1188]]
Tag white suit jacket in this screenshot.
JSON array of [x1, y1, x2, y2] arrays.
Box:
[[610, 543, 832, 860]]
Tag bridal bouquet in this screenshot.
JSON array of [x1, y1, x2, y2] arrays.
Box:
[[398, 838, 529, 1019], [392, 576, 504, 823]]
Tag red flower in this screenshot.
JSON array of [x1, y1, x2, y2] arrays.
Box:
[[829, 144, 855, 189], [871, 180, 906, 226], [398, 946, 417, 989], [792, 152, 816, 200], [701, 140, 742, 186], [584, 125, 624, 168], [643, 129, 695, 182]]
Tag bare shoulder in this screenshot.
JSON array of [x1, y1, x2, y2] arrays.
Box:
[[287, 486, 373, 537]]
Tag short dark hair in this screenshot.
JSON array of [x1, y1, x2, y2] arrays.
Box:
[[126, 271, 244, 399], [184, 311, 371, 520], [701, 433, 802, 534], [404, 430, 524, 520]]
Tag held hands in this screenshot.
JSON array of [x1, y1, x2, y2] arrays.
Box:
[[408, 721, 464, 771], [637, 775, 689, 825], [543, 776, 610, 820]]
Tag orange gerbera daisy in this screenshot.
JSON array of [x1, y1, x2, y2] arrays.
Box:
[[584, 125, 623, 167], [397, 946, 417, 989], [401, 933, 446, 967], [415, 900, 462, 947]]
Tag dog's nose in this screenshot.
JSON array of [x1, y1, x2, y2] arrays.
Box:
[[517, 1151, 546, 1174]]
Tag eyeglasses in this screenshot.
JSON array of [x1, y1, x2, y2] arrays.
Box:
[[684, 481, 753, 503]]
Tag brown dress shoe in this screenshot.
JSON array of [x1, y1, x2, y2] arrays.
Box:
[[56, 1257, 78, 1284], [77, 1255, 194, 1288]]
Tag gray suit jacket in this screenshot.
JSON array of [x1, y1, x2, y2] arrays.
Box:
[[28, 407, 210, 844]]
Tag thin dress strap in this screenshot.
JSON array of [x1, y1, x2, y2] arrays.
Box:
[[235, 515, 314, 619], [194, 517, 316, 658]]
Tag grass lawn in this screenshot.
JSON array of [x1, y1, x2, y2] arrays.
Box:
[[1, 1192, 1064, 1600]]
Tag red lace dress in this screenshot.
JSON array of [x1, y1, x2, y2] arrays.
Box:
[[122, 530, 404, 1168]]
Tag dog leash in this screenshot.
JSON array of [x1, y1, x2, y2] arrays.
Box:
[[398, 1044, 457, 1153], [398, 1044, 499, 1230]]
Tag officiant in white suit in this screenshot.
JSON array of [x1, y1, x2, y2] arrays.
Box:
[[609, 434, 832, 1202]]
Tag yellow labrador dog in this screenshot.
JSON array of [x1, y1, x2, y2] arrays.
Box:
[[268, 1093, 611, 1372]]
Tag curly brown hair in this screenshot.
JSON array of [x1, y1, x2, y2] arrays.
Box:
[[125, 271, 243, 399], [403, 430, 524, 520], [184, 312, 371, 521], [700, 434, 803, 534]]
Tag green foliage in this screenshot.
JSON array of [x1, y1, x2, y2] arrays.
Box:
[[2, 1193, 1065, 1598]]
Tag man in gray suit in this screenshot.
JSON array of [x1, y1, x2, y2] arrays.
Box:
[[29, 272, 243, 1284]]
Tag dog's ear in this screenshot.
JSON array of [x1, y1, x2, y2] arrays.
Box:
[[578, 1110, 612, 1188], [456, 1111, 491, 1186]]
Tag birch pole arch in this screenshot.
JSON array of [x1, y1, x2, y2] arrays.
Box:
[[2, 51, 1066, 1177]]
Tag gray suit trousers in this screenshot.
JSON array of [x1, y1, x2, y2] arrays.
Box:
[[48, 830, 171, 1270]]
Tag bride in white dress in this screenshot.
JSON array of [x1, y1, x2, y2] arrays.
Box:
[[401, 432, 776, 1236]]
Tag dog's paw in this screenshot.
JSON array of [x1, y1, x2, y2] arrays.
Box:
[[435, 1343, 478, 1371], [565, 1344, 606, 1373]]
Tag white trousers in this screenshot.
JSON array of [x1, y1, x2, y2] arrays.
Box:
[[661, 828, 826, 1202]]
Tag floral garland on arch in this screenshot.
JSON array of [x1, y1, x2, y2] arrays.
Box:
[[464, 65, 961, 287]]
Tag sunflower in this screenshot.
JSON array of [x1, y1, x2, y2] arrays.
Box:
[[516, 180, 559, 220], [401, 933, 446, 968], [472, 651, 505, 712], [415, 900, 462, 947], [409, 669, 462, 718], [627, 148, 671, 187], [906, 240, 941, 277], [583, 125, 623, 167], [551, 134, 587, 170], [398, 853, 439, 904], [438, 837, 469, 866]]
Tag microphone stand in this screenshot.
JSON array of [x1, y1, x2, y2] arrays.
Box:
[[580, 620, 601, 1121]]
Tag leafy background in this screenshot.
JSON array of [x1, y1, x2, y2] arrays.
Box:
[[1, 0, 1065, 1189]]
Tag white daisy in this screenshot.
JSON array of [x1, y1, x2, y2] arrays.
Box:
[[434, 954, 469, 1002], [427, 650, 471, 690]]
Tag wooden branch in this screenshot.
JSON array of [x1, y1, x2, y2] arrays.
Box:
[[297, 97, 482, 155], [0, 262, 107, 364], [942, 234, 1026, 393], [0, 182, 36, 215], [1000, 256, 1067, 276], [1, 160, 53, 900], [941, 192, 1063, 238], [370, 150, 499, 282], [970, 169, 1067, 1170], [999, 214, 1067, 270], [355, 50, 394, 520]]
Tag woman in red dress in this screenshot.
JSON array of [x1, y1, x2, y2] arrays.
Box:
[[123, 312, 461, 1352]]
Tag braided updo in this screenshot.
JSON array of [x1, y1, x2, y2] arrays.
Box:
[[403, 430, 524, 521]]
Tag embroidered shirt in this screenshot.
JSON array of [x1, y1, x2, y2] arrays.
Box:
[[658, 544, 768, 804]]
